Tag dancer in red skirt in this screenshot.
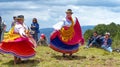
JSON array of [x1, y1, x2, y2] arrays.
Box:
[[50, 9, 84, 57], [0, 15, 37, 64]]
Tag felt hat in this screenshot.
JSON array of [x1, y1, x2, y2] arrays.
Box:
[[66, 9, 73, 14], [16, 15, 24, 20]]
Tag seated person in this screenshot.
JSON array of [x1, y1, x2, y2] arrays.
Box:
[[101, 32, 112, 52], [37, 33, 48, 46], [86, 31, 102, 48]]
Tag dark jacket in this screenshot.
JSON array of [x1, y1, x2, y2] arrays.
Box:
[[31, 22, 40, 33], [89, 35, 98, 44], [101, 38, 112, 47], [0, 21, 6, 32]]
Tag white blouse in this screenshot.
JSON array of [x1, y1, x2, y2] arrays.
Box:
[[14, 22, 28, 37], [53, 16, 76, 30]]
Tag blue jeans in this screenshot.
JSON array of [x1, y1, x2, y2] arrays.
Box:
[[101, 45, 112, 52]]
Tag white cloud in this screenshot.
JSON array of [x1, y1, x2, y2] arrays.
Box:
[[72, 6, 120, 25], [0, 0, 120, 31]]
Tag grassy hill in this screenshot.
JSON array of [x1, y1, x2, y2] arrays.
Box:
[[0, 45, 120, 67]]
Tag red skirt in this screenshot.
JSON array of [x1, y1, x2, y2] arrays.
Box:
[[0, 37, 36, 59]]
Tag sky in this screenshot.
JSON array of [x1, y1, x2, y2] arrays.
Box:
[[0, 0, 120, 30]]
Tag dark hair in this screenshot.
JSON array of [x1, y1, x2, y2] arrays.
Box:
[[93, 31, 98, 34], [13, 16, 16, 19], [32, 18, 38, 23]]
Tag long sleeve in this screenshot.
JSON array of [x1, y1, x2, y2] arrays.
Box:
[[53, 16, 77, 30], [14, 23, 28, 37], [31, 23, 40, 33], [31, 23, 39, 30], [107, 39, 112, 47], [53, 21, 64, 30], [35, 24, 39, 29], [19, 27, 26, 37], [90, 36, 96, 44], [101, 38, 112, 48]]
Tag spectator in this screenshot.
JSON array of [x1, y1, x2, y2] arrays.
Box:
[[101, 32, 112, 52], [30, 18, 40, 42], [37, 33, 48, 46], [86, 31, 101, 48], [0, 16, 6, 42]]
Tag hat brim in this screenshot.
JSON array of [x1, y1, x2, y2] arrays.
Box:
[[66, 11, 73, 14], [105, 34, 110, 35], [16, 18, 24, 20]]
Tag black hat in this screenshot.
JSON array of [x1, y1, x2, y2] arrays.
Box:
[[66, 9, 73, 14], [16, 15, 24, 20]]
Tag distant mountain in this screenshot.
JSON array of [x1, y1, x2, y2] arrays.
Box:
[[82, 25, 95, 34], [39, 26, 95, 42]]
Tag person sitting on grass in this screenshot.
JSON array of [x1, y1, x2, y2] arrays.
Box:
[[37, 33, 48, 46], [101, 32, 112, 52], [86, 31, 101, 48]]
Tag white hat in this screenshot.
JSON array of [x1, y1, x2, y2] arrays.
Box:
[[105, 32, 110, 36]]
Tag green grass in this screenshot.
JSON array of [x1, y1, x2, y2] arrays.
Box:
[[0, 45, 120, 67]]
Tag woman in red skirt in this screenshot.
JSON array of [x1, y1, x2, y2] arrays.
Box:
[[0, 15, 37, 64], [50, 9, 84, 57]]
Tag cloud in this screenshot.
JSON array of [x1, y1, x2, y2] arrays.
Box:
[[0, 1, 39, 11], [75, 0, 120, 7], [63, 5, 120, 25], [0, 0, 33, 2], [0, 0, 120, 31], [1, 0, 120, 7]]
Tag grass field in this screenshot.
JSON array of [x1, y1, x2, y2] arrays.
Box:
[[0, 45, 120, 67]]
